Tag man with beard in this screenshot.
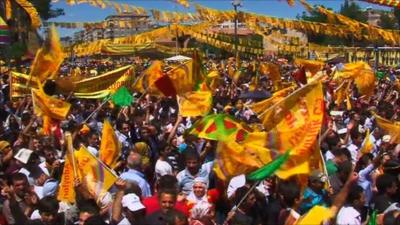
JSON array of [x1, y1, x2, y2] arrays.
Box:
[[38, 146, 62, 177], [2, 173, 39, 224]]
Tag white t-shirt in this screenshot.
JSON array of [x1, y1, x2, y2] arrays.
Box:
[[117, 217, 131, 225], [155, 159, 173, 179], [347, 144, 359, 164], [87, 146, 98, 157], [336, 206, 361, 225], [227, 175, 246, 199], [34, 185, 44, 199]]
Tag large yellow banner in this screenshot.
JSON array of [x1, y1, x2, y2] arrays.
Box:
[[10, 65, 135, 99], [57, 154, 75, 203], [265, 80, 324, 175]]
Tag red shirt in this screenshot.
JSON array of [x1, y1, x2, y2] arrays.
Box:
[[142, 195, 190, 217]]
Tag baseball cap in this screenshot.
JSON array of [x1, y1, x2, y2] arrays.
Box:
[[0, 141, 10, 152], [383, 135, 392, 143], [309, 170, 327, 183], [338, 128, 348, 135], [121, 194, 145, 212]]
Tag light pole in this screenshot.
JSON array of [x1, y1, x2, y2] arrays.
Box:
[[232, 0, 242, 64]]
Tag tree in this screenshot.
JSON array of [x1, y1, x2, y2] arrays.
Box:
[[31, 0, 65, 20], [296, 5, 345, 45], [296, 5, 328, 23], [393, 7, 400, 29], [340, 0, 368, 23], [378, 11, 397, 29]]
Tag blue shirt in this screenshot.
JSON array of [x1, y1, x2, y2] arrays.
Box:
[[300, 187, 328, 214], [176, 161, 213, 195], [358, 164, 374, 206], [120, 169, 151, 197]]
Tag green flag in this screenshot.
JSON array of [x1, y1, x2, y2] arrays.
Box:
[[247, 150, 290, 181], [376, 71, 385, 80], [111, 86, 133, 107], [368, 210, 377, 225]]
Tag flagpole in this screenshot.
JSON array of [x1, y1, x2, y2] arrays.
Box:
[[65, 132, 78, 178], [223, 181, 260, 225], [82, 96, 111, 124]]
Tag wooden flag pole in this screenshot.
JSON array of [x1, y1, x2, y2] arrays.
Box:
[[222, 181, 260, 225]]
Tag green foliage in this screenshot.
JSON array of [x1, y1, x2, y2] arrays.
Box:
[[2, 42, 27, 60], [30, 0, 64, 20], [296, 5, 328, 23], [393, 7, 400, 29], [340, 0, 367, 23], [378, 11, 397, 29], [297, 0, 370, 46]]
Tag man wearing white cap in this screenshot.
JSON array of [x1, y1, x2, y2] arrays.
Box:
[[112, 179, 146, 225]]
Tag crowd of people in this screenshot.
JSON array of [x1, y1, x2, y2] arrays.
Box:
[[0, 55, 399, 225]]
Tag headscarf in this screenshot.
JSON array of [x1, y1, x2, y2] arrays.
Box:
[[190, 201, 212, 220], [187, 177, 209, 204], [134, 142, 150, 167]]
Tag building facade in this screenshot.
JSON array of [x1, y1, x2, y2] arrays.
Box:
[[73, 13, 152, 43]]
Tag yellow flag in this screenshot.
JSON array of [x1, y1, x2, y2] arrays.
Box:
[[249, 85, 295, 115], [178, 91, 212, 117], [213, 140, 272, 181], [176, 0, 190, 7], [287, 0, 295, 6], [5, 0, 12, 20], [75, 146, 118, 198], [295, 205, 333, 225], [132, 73, 146, 93], [334, 81, 348, 106], [275, 160, 310, 179], [31, 84, 71, 120], [360, 129, 374, 154], [260, 63, 281, 82], [29, 25, 64, 82], [99, 120, 121, 169], [372, 112, 400, 143], [346, 94, 352, 111], [335, 62, 376, 96], [263, 79, 324, 179], [167, 60, 195, 95], [294, 58, 325, 76], [260, 78, 324, 132], [57, 150, 76, 203], [233, 70, 241, 83]]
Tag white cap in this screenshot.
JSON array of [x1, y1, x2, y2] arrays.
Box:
[[14, 148, 33, 164], [338, 128, 348, 135], [330, 111, 344, 116], [383, 135, 392, 143], [121, 194, 145, 212]]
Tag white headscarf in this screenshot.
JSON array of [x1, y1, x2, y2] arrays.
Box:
[[187, 177, 209, 204], [190, 201, 212, 220]]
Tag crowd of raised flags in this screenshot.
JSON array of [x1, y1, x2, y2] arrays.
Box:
[[0, 15, 400, 225]]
